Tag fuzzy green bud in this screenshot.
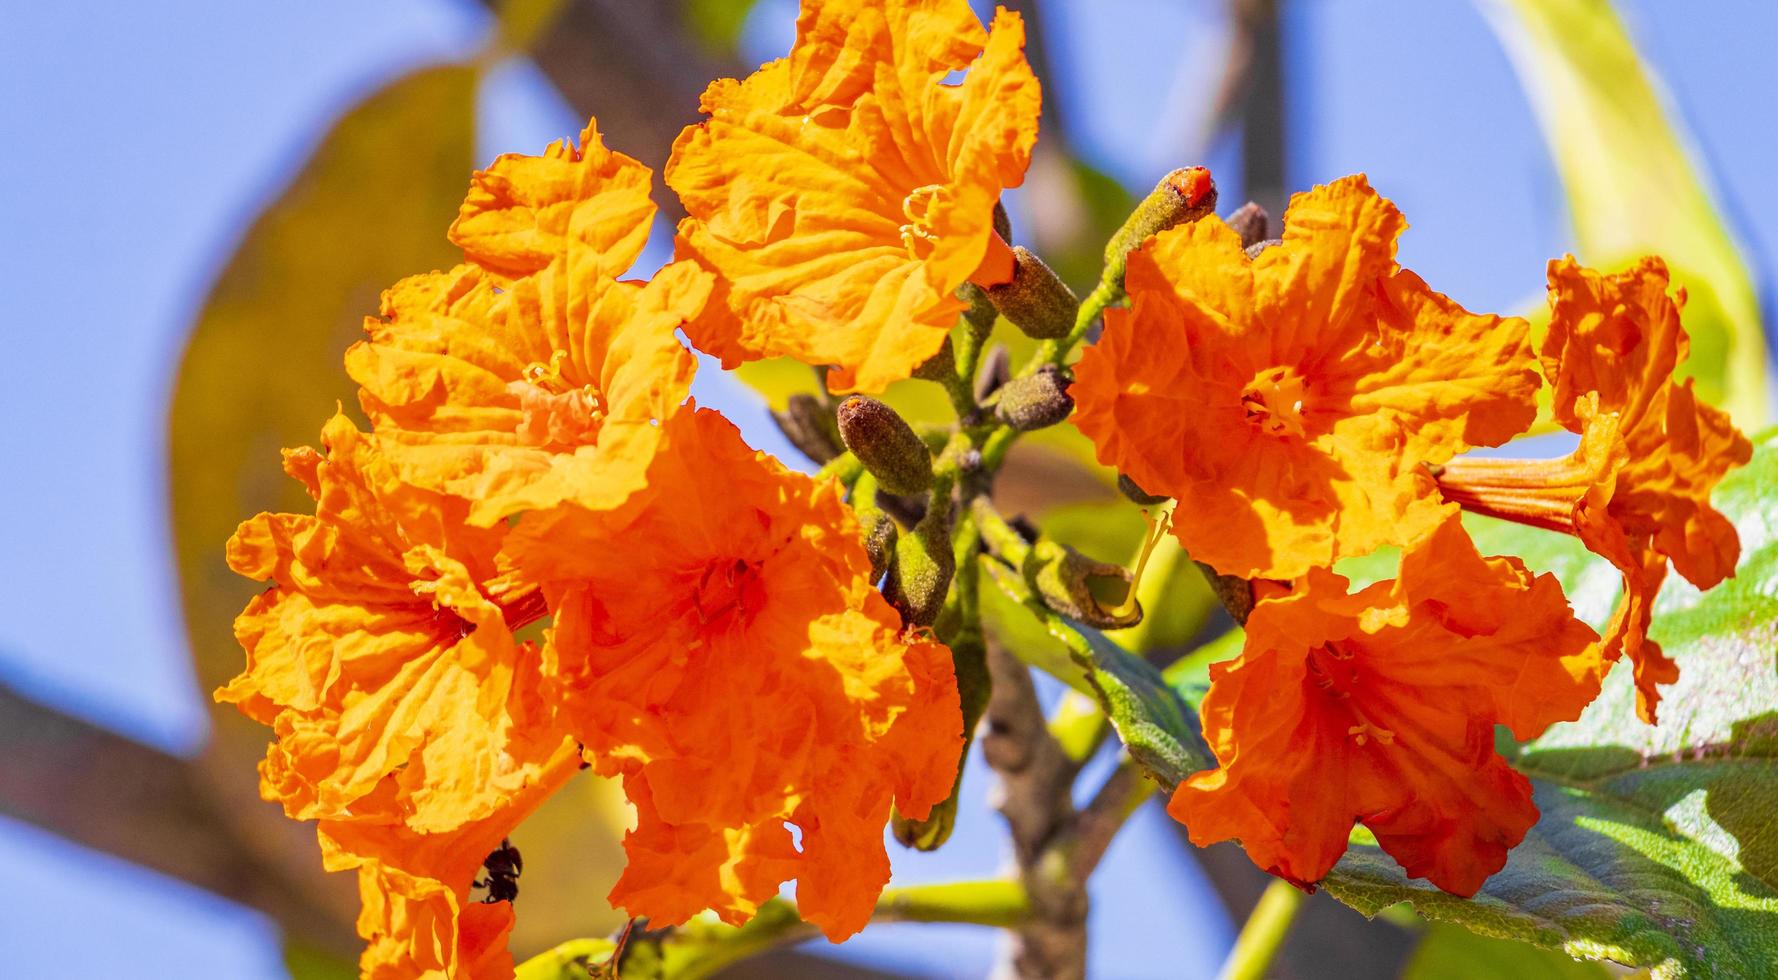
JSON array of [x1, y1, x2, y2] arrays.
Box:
[[837, 395, 933, 496], [1029, 539, 1142, 630], [1103, 166, 1219, 288], [884, 503, 955, 628], [993, 365, 1074, 431], [1117, 473, 1169, 506], [986, 246, 1079, 340], [1224, 201, 1270, 249], [770, 393, 842, 464]]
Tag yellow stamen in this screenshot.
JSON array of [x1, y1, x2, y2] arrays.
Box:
[[1111, 507, 1172, 619]]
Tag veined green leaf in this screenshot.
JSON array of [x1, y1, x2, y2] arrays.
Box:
[[982, 558, 1211, 784], [1480, 0, 1769, 428]]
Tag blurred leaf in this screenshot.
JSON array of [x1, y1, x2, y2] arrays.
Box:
[[1405, 923, 1612, 979], [492, 0, 571, 56], [1480, 0, 1769, 428], [680, 0, 764, 56], [167, 63, 631, 954], [982, 558, 1210, 784], [1321, 430, 1778, 975]]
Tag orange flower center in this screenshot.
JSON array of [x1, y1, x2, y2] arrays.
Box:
[[509, 349, 607, 449], [1241, 365, 1310, 439], [899, 184, 952, 261], [1305, 644, 1395, 747], [692, 557, 766, 631]]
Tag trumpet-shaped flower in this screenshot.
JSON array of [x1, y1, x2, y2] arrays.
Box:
[[1169, 518, 1600, 895], [666, 0, 1041, 393], [512, 408, 964, 940], [346, 120, 710, 526], [1071, 175, 1540, 580], [1437, 256, 1752, 721], [217, 414, 568, 835]]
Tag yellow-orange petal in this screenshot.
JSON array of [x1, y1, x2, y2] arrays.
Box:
[[449, 116, 657, 281], [667, 1, 1040, 393]]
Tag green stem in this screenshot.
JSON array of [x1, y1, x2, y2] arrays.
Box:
[[815, 451, 863, 487], [515, 881, 1030, 980], [1216, 878, 1305, 980], [1025, 276, 1121, 373]]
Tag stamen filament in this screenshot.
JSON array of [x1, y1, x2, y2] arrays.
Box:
[[1111, 507, 1172, 619]]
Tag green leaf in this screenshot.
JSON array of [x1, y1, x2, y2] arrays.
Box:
[[982, 558, 1211, 784], [1405, 923, 1613, 980], [1480, 0, 1769, 428], [1321, 430, 1778, 976]]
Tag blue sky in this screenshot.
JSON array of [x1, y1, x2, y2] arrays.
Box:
[[1, 1, 1773, 976]]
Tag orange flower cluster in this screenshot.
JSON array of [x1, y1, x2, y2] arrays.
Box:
[[220, 53, 974, 972], [1071, 177, 1751, 895]]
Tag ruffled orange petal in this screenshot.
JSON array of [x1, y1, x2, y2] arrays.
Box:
[[1169, 518, 1599, 894], [449, 117, 657, 281], [1072, 175, 1538, 580], [667, 0, 1040, 393], [346, 252, 708, 525], [512, 409, 963, 940], [321, 740, 582, 979], [216, 415, 562, 834]]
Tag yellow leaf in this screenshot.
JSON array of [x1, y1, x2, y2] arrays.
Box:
[[1483, 0, 1769, 427]]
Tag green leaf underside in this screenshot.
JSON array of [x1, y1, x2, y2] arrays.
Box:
[[1404, 922, 1613, 980], [982, 558, 1212, 784], [1321, 432, 1778, 976]]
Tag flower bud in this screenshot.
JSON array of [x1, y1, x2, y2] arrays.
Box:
[[770, 393, 843, 464], [1117, 473, 1169, 506], [1245, 237, 1282, 260], [1104, 166, 1218, 288], [993, 200, 1012, 243], [837, 395, 933, 496], [994, 365, 1074, 431], [1029, 539, 1142, 630], [863, 511, 898, 585], [974, 343, 1012, 403], [885, 503, 955, 628], [986, 246, 1079, 340], [1224, 201, 1269, 248]]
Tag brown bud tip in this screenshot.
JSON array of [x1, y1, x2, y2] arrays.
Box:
[[993, 200, 1013, 243], [1244, 237, 1283, 260], [1167, 166, 1215, 207], [1104, 166, 1220, 286], [986, 246, 1080, 340], [837, 395, 933, 496], [1117, 473, 1169, 505], [1224, 201, 1270, 248], [974, 344, 1012, 403], [770, 393, 842, 464], [994, 365, 1075, 431]]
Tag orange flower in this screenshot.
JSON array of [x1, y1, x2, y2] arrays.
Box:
[[1168, 518, 1600, 895], [319, 740, 583, 979], [345, 121, 710, 526], [449, 117, 658, 282], [216, 414, 568, 836], [1437, 256, 1752, 722], [666, 0, 1041, 393], [1071, 175, 1540, 580], [511, 408, 964, 940]]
